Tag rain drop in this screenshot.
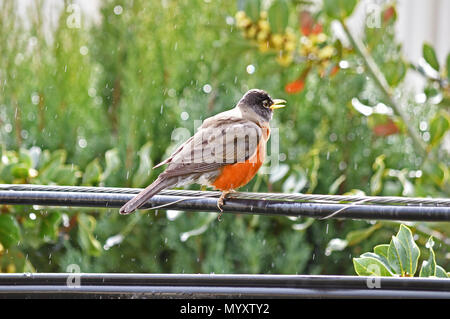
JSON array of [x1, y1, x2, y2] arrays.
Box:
[[246, 64, 255, 74], [114, 5, 123, 15]]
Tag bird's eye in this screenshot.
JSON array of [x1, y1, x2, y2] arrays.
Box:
[[263, 100, 269, 108]]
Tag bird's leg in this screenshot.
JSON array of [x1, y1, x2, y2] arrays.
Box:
[[217, 190, 234, 221]]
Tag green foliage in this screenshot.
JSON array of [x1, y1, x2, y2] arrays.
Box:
[[353, 224, 448, 278], [268, 0, 289, 33], [323, 0, 358, 20], [422, 43, 440, 71], [0, 215, 21, 249]]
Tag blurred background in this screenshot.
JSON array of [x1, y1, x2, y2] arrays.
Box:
[[0, 0, 449, 275]]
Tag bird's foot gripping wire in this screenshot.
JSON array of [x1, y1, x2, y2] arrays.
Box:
[[217, 190, 235, 221]]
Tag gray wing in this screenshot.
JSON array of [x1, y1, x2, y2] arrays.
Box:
[[157, 117, 262, 178]]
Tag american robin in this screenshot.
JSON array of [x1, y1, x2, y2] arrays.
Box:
[[119, 89, 286, 215]]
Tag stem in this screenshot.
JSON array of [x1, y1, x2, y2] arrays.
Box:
[[340, 22, 428, 158]]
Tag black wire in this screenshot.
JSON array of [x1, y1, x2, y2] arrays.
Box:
[[0, 273, 449, 298], [1, 188, 450, 221]]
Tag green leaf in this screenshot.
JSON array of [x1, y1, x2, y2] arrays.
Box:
[[345, 223, 380, 246], [360, 252, 394, 275], [422, 43, 440, 71], [101, 148, 120, 183], [238, 0, 261, 21], [387, 236, 403, 274], [370, 154, 385, 195], [41, 165, 79, 185], [328, 174, 346, 195], [388, 225, 420, 276], [435, 265, 449, 278], [384, 60, 406, 87], [446, 53, 450, 81], [429, 110, 450, 149], [132, 142, 153, 188], [11, 163, 30, 179], [39, 212, 62, 243], [353, 256, 394, 276], [268, 0, 289, 33], [0, 215, 21, 248], [422, 160, 448, 187], [323, 0, 358, 20], [82, 158, 103, 186], [18, 148, 33, 169], [419, 237, 436, 277], [78, 213, 102, 257], [38, 149, 79, 185], [373, 244, 389, 259]]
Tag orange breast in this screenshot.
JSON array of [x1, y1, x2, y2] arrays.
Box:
[[212, 132, 268, 191]]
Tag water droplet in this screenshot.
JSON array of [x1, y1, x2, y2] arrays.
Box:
[[31, 92, 40, 105], [202, 84, 212, 94], [79, 46, 89, 55], [114, 5, 123, 15], [246, 64, 255, 74], [78, 138, 87, 148], [103, 234, 124, 250], [180, 111, 189, 121]]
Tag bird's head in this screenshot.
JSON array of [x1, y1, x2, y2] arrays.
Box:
[[237, 89, 286, 123]]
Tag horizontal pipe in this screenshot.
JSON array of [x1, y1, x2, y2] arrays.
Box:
[[0, 274, 449, 299], [1, 190, 450, 221]]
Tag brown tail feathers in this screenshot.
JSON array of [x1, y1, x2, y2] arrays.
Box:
[[119, 176, 174, 215]]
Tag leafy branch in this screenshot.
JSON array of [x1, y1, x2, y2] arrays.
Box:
[[339, 22, 428, 158], [353, 224, 449, 278]]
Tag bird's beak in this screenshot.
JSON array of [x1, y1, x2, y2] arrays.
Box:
[[270, 99, 286, 110]]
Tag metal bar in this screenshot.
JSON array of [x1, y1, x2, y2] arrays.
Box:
[[1, 190, 450, 221], [0, 274, 449, 299], [2, 184, 450, 206]]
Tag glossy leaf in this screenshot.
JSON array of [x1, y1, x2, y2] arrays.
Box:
[[328, 174, 346, 195], [429, 110, 450, 149], [422, 43, 440, 71], [383, 60, 406, 87], [373, 244, 389, 259], [387, 225, 420, 276], [11, 163, 30, 179], [419, 237, 436, 277], [435, 265, 449, 278], [446, 53, 450, 81], [370, 154, 385, 195], [0, 215, 21, 249], [78, 213, 102, 257], [353, 256, 394, 276]]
